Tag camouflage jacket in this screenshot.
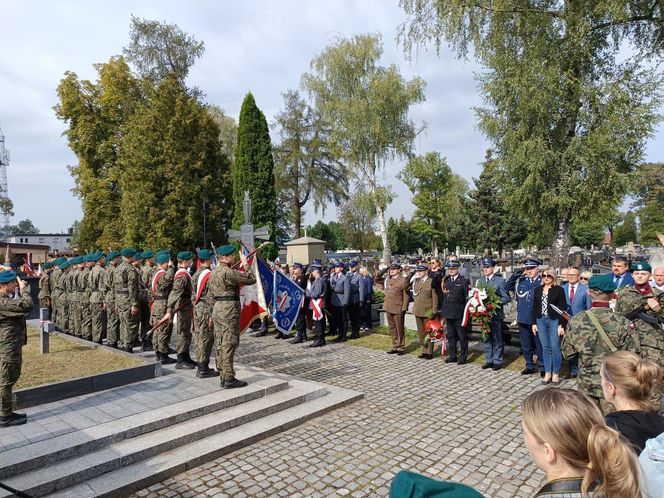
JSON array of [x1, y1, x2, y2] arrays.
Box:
[[103, 264, 116, 308], [167, 268, 193, 313], [0, 289, 33, 362], [88, 264, 106, 304], [38, 273, 51, 301], [562, 306, 639, 399], [208, 262, 256, 309], [50, 268, 61, 297], [77, 267, 91, 305], [113, 261, 139, 308], [614, 286, 664, 361], [66, 269, 78, 300], [191, 267, 213, 311]]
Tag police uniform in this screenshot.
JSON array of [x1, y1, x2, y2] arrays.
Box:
[[477, 258, 511, 369], [306, 264, 327, 347], [191, 249, 217, 377], [346, 261, 364, 339], [329, 262, 350, 342], [440, 262, 470, 364], [289, 262, 309, 344]]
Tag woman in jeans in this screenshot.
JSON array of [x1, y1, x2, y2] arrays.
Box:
[[532, 269, 567, 385]]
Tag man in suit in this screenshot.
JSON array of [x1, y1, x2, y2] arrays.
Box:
[[477, 258, 511, 370], [612, 256, 634, 288], [505, 258, 544, 375], [561, 267, 591, 378], [329, 262, 350, 342], [441, 261, 471, 364]]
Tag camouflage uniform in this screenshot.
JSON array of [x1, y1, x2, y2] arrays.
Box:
[[209, 262, 256, 382], [104, 262, 119, 347], [191, 265, 214, 369], [59, 268, 70, 333], [89, 262, 107, 344], [139, 263, 153, 344], [113, 259, 140, 351], [68, 267, 80, 336], [78, 265, 93, 340], [38, 270, 51, 312], [150, 267, 174, 356], [49, 267, 61, 328], [562, 306, 640, 411], [0, 287, 33, 417], [166, 268, 194, 364]]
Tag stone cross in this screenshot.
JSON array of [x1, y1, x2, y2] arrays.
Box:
[[227, 190, 270, 251]]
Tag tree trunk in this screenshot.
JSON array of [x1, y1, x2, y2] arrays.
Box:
[[293, 200, 302, 239], [376, 204, 391, 266], [551, 218, 571, 271]]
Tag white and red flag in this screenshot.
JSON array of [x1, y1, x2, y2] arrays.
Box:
[[239, 253, 268, 333]]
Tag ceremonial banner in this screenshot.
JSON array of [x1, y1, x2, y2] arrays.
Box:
[[256, 256, 273, 304], [272, 268, 305, 335], [239, 254, 268, 333]]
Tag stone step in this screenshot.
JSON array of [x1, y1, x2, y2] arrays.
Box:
[[0, 376, 289, 481], [45, 385, 363, 498], [1, 380, 329, 498]]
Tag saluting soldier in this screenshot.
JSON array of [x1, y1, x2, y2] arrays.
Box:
[[113, 248, 140, 352], [88, 252, 107, 344], [0, 271, 33, 427], [562, 274, 640, 413], [209, 244, 256, 389], [163, 251, 196, 369], [104, 251, 121, 348], [412, 264, 439, 360], [38, 261, 53, 312], [191, 249, 217, 378], [150, 252, 175, 364], [383, 263, 410, 355]]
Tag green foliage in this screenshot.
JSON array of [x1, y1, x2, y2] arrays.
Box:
[[5, 219, 39, 235], [337, 188, 378, 252], [570, 217, 606, 249], [399, 0, 664, 267], [302, 34, 426, 264], [614, 211, 639, 246], [398, 152, 467, 254], [387, 216, 426, 255], [207, 105, 237, 167], [273, 90, 348, 237], [631, 162, 664, 245], [306, 220, 346, 251], [233, 93, 277, 244], [372, 289, 385, 304]]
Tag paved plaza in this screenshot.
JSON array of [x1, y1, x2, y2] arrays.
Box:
[[133, 335, 549, 498]]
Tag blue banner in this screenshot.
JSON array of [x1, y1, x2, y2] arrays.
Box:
[[272, 268, 305, 334], [257, 256, 274, 304]]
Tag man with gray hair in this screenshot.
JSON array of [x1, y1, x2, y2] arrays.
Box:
[[651, 267, 664, 292]]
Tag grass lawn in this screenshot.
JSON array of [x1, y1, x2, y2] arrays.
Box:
[[16, 327, 145, 390]]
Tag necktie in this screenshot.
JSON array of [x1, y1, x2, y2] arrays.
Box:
[[569, 285, 575, 302]]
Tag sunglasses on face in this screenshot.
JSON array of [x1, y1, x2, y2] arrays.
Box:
[[579, 277, 588, 281], [543, 274, 554, 278]]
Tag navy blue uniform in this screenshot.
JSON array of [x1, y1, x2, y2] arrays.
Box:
[[477, 274, 511, 366], [505, 273, 544, 372]]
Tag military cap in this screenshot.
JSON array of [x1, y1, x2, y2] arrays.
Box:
[[106, 250, 120, 261], [588, 274, 617, 293], [60, 261, 70, 270], [155, 253, 170, 265], [390, 263, 402, 270], [176, 251, 193, 261], [349, 260, 358, 268], [0, 270, 17, 283], [42, 262, 52, 270], [292, 262, 303, 269], [334, 261, 345, 268], [481, 258, 496, 267], [134, 253, 145, 262], [142, 250, 155, 259], [446, 261, 461, 268], [312, 259, 322, 265], [216, 244, 235, 256], [120, 248, 137, 258], [416, 264, 428, 271], [156, 249, 170, 256], [90, 252, 102, 261], [310, 264, 322, 272], [523, 258, 541, 268], [70, 256, 81, 265], [197, 249, 214, 261], [54, 257, 66, 266], [630, 261, 652, 273]]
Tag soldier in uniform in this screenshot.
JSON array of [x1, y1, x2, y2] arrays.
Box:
[[104, 251, 121, 348], [477, 258, 511, 370], [289, 262, 309, 344], [505, 258, 544, 376], [68, 256, 83, 337], [329, 262, 350, 342], [88, 252, 107, 344], [138, 251, 155, 351], [614, 261, 664, 406], [191, 249, 217, 378], [383, 263, 410, 355], [0, 271, 33, 427], [58, 260, 71, 333], [150, 252, 175, 364], [113, 248, 140, 352], [38, 261, 53, 312], [80, 254, 95, 341], [209, 244, 256, 389], [49, 258, 64, 329], [163, 251, 196, 369], [412, 264, 439, 360], [441, 261, 471, 364], [562, 275, 640, 414], [306, 264, 327, 347]]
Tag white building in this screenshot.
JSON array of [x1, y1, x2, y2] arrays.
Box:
[[8, 233, 73, 252]]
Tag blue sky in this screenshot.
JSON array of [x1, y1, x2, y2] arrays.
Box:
[[1, 1, 662, 234]]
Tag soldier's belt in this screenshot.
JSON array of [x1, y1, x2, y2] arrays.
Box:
[[214, 296, 240, 302]]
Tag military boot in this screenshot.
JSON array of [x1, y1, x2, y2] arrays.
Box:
[[181, 351, 198, 367], [223, 377, 248, 389], [0, 413, 27, 427], [175, 354, 194, 369], [158, 352, 176, 365], [196, 362, 218, 378], [141, 340, 153, 352]]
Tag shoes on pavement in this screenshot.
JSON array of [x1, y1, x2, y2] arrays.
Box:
[[223, 378, 248, 389], [521, 368, 536, 375], [492, 364, 503, 371], [444, 357, 457, 364], [386, 350, 398, 355], [481, 363, 493, 369]]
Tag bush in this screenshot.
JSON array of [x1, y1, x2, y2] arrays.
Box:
[[372, 289, 385, 304]]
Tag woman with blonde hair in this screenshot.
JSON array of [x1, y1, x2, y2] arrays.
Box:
[[601, 351, 664, 453], [522, 388, 642, 498]]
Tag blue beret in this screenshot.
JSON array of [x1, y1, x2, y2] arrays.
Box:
[[292, 262, 303, 269], [588, 274, 617, 293], [142, 251, 155, 259], [155, 253, 170, 265], [416, 264, 428, 271], [197, 249, 214, 261], [446, 262, 461, 268], [0, 270, 17, 283], [630, 261, 652, 272], [216, 244, 235, 256], [349, 261, 358, 267], [177, 251, 193, 261], [390, 263, 402, 270], [524, 258, 541, 268], [334, 261, 345, 268], [482, 258, 496, 267], [121, 248, 137, 258], [106, 251, 120, 261]]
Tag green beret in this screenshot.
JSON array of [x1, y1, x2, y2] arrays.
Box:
[[0, 270, 17, 283], [588, 274, 617, 293], [197, 249, 214, 261], [120, 248, 137, 258], [106, 250, 120, 261], [134, 253, 145, 262], [142, 250, 155, 259], [60, 261, 70, 270], [177, 251, 194, 261], [70, 256, 81, 265], [155, 253, 170, 265], [630, 261, 652, 273], [54, 257, 67, 266], [42, 262, 52, 270], [216, 244, 235, 257], [156, 250, 170, 256]]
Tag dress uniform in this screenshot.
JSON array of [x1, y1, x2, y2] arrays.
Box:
[[346, 261, 364, 339], [477, 258, 511, 370], [191, 249, 217, 377], [412, 264, 439, 359], [166, 251, 196, 369], [383, 263, 410, 355], [289, 262, 309, 344], [329, 262, 350, 342], [441, 262, 470, 364], [306, 264, 327, 347]]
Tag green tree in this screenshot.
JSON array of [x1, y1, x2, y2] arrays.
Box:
[[233, 93, 277, 245], [207, 105, 237, 167], [123, 15, 204, 86], [399, 1, 663, 268], [337, 188, 377, 252], [6, 219, 39, 235], [614, 210, 639, 246], [398, 152, 466, 254], [631, 162, 664, 244], [388, 216, 427, 255], [570, 218, 605, 249], [306, 220, 346, 251], [273, 90, 348, 238], [303, 34, 426, 265]]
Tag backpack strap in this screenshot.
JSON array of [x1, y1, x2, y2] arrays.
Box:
[[587, 309, 617, 352]]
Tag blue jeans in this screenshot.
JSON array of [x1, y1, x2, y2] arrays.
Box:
[[537, 316, 562, 374], [518, 322, 544, 372], [483, 318, 504, 365]]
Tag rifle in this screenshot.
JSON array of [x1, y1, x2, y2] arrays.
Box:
[[625, 303, 659, 326], [549, 303, 572, 322]]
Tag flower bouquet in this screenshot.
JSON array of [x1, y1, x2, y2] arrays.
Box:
[[461, 285, 502, 341]]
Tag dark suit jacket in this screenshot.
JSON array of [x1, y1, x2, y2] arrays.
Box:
[[532, 285, 568, 324], [440, 275, 470, 320]]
